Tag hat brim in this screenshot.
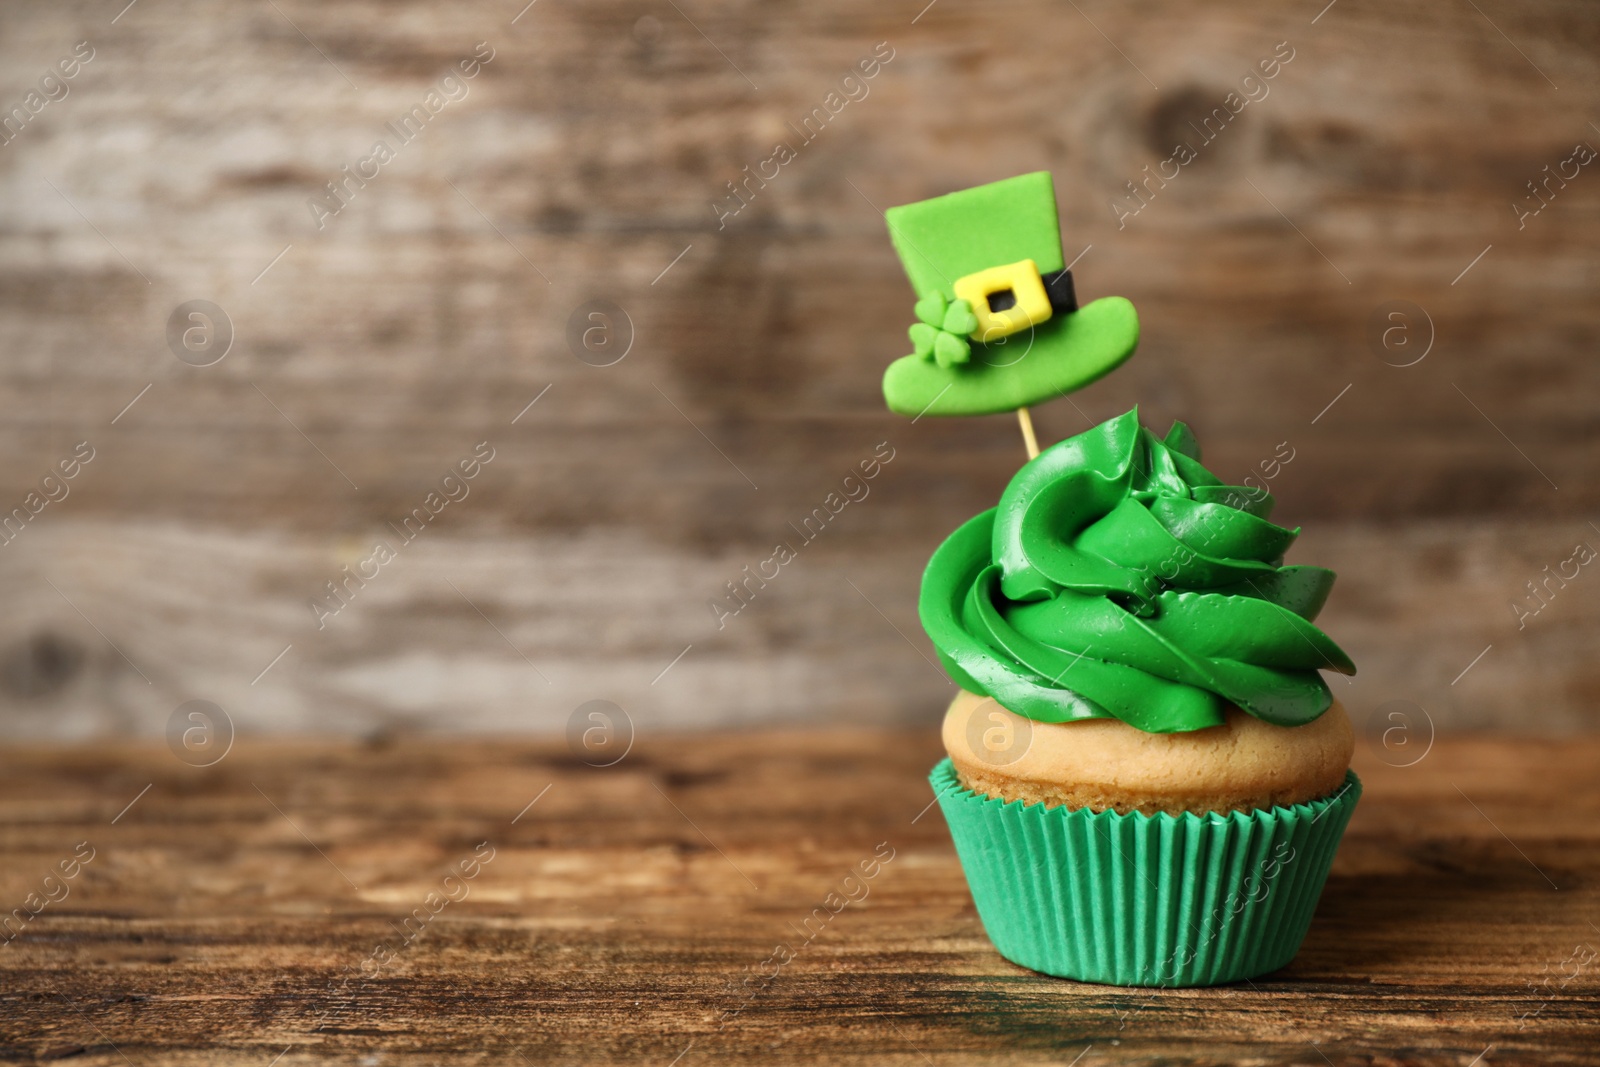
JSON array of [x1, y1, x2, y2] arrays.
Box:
[[883, 296, 1139, 417]]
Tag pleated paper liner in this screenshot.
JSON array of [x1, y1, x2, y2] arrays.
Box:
[[931, 758, 1361, 987]]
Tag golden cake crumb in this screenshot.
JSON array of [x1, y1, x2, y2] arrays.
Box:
[[943, 688, 1353, 815]]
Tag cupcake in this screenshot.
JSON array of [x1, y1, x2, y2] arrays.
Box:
[[875, 172, 1359, 986], [923, 409, 1359, 986]]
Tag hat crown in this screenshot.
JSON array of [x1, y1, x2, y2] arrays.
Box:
[[885, 171, 1065, 299]]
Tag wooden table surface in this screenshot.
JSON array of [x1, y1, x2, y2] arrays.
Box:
[[0, 731, 1595, 1066]]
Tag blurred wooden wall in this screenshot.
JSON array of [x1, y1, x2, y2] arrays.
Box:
[[1, 0, 1597, 740]]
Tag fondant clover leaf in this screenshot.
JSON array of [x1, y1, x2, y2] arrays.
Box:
[[909, 321, 939, 358], [941, 299, 978, 336], [913, 291, 948, 327], [933, 330, 971, 367]]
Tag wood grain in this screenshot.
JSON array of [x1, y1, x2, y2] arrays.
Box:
[[4, 514, 1599, 743], [0, 732, 1595, 1065], [2, 0, 1599, 733]]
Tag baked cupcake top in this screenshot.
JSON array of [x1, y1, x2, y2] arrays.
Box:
[[920, 409, 1355, 733]]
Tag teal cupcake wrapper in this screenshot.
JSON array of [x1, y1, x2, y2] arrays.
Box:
[[932, 759, 1360, 987]]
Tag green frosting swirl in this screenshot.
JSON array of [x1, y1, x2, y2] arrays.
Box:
[[920, 409, 1355, 733]]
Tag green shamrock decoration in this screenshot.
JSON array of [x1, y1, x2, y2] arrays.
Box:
[[906, 291, 979, 368]]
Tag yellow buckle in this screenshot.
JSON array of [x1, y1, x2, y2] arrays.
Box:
[[952, 259, 1054, 343]]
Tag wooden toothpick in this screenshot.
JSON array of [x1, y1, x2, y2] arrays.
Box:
[[1016, 406, 1040, 460]]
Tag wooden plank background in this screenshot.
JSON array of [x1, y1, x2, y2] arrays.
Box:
[[1, 0, 1598, 738]]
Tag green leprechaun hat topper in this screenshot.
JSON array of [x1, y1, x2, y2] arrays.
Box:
[[882, 172, 1139, 424]]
